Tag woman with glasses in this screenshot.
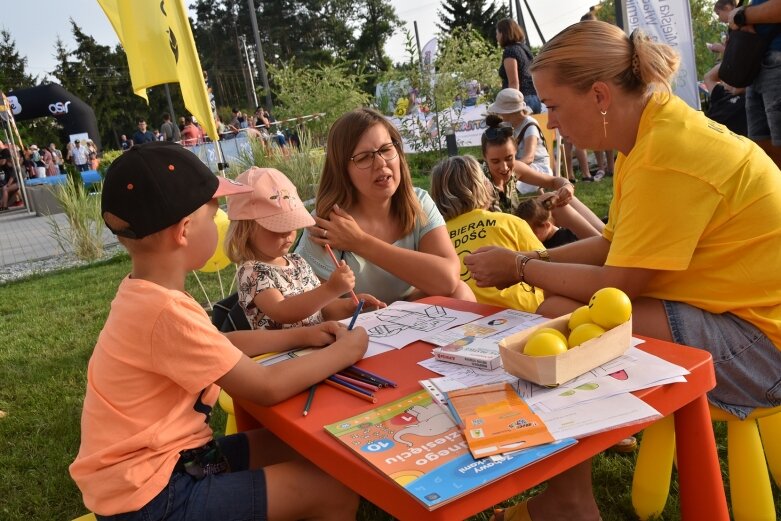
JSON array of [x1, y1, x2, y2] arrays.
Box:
[[466, 21, 781, 521], [295, 108, 474, 304]]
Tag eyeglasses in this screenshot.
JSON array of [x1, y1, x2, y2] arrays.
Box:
[[483, 123, 514, 141], [350, 142, 398, 169]]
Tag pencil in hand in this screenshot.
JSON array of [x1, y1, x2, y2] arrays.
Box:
[[325, 244, 359, 305]]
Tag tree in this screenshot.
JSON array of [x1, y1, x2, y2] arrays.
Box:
[[0, 29, 36, 92], [437, 0, 508, 43]]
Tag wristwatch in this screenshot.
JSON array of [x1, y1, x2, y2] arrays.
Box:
[[535, 249, 551, 262], [734, 6, 748, 28]]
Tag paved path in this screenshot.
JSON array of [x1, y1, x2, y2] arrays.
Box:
[[0, 207, 117, 268]]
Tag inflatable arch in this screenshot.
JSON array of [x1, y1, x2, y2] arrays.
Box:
[[6, 84, 101, 150]]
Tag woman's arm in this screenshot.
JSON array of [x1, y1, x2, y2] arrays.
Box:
[[504, 57, 520, 90], [313, 206, 461, 298], [518, 135, 537, 164]]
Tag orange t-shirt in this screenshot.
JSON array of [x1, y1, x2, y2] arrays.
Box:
[[69, 277, 243, 515]]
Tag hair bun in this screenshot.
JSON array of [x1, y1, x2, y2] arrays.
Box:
[[485, 114, 504, 128]]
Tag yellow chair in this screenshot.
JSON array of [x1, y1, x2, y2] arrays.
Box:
[[72, 514, 96, 521], [218, 389, 237, 436], [532, 113, 559, 176], [632, 405, 781, 521]]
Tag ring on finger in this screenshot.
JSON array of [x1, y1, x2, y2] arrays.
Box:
[[323, 229, 328, 239]]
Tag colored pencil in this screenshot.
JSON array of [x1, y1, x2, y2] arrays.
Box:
[[345, 365, 398, 388], [324, 244, 359, 305], [341, 367, 387, 387], [335, 372, 380, 392], [347, 299, 364, 330], [302, 384, 317, 416], [324, 378, 377, 403], [328, 375, 374, 396]]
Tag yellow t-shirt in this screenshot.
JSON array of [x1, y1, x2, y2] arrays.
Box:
[[69, 277, 243, 515], [604, 93, 781, 349], [447, 209, 545, 311]]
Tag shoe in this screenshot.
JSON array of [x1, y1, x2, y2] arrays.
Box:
[[593, 170, 605, 181], [490, 500, 531, 521], [609, 436, 638, 453], [567, 177, 578, 184]]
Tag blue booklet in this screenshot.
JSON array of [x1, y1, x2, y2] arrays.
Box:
[[324, 390, 576, 510]]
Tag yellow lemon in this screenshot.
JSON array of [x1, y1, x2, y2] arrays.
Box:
[[568, 305, 592, 331], [524, 332, 568, 357], [531, 327, 568, 346], [568, 323, 606, 349], [588, 287, 632, 329]]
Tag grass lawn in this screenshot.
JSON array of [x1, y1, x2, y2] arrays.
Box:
[[0, 164, 777, 520]]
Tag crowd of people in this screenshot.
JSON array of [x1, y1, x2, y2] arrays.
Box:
[[60, 4, 781, 521]]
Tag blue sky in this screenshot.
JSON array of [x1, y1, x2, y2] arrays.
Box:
[[2, 0, 601, 82]]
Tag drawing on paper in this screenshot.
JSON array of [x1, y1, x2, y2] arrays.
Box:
[[369, 305, 456, 337]]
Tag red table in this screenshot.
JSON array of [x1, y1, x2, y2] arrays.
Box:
[[234, 297, 728, 520]]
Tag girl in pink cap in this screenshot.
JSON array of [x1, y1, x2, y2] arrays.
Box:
[[226, 167, 384, 330]]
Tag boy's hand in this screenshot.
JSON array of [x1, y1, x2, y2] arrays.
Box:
[[306, 321, 346, 346], [333, 327, 369, 360], [356, 293, 386, 311], [325, 261, 355, 295]]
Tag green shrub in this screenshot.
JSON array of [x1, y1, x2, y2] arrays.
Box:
[[98, 150, 123, 177]]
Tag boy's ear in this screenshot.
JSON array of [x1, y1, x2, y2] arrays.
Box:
[[171, 216, 191, 246]]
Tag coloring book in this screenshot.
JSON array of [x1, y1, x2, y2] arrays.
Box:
[[324, 390, 576, 510]]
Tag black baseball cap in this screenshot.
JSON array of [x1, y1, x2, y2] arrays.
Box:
[[102, 141, 252, 239]]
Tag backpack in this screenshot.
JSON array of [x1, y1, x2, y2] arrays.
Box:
[[211, 292, 251, 332], [518, 121, 547, 151]]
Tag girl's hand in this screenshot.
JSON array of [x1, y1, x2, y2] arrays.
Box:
[[306, 321, 347, 346], [333, 327, 369, 360], [310, 205, 366, 251], [355, 293, 386, 312], [551, 178, 574, 207], [464, 246, 525, 289], [325, 261, 355, 295]]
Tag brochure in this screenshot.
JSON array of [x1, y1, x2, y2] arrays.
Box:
[[324, 390, 575, 510]]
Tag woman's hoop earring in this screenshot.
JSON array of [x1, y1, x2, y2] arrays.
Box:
[[600, 110, 608, 139]]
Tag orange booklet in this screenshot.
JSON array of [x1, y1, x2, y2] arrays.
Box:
[[447, 382, 554, 458]]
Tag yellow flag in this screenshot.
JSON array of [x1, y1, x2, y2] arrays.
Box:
[[97, 0, 218, 142]]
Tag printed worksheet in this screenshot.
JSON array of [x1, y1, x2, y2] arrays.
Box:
[[344, 301, 481, 349], [418, 357, 519, 387], [423, 309, 543, 346]]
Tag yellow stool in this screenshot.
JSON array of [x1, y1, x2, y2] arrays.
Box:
[[72, 514, 96, 521], [218, 390, 237, 436], [632, 405, 781, 521]]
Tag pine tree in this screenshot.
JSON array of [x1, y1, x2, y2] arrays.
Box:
[[437, 0, 508, 43], [0, 30, 36, 92]]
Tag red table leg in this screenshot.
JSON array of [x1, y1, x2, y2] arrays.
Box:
[[674, 395, 729, 521]]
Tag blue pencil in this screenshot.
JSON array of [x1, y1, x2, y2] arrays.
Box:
[[347, 299, 364, 330]]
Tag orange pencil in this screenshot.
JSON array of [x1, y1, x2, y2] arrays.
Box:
[[324, 244, 360, 305], [324, 378, 377, 403]]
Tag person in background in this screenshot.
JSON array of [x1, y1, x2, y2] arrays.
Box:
[[296, 108, 475, 304], [159, 112, 181, 143], [496, 18, 541, 113], [728, 0, 781, 167], [88, 151, 100, 171], [119, 135, 133, 152], [702, 62, 748, 136], [465, 21, 781, 520], [71, 140, 90, 172], [180, 116, 201, 146], [0, 148, 20, 210], [49, 143, 65, 174], [132, 119, 155, 145], [430, 155, 544, 311]]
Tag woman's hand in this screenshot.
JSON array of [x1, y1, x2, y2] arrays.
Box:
[[463, 246, 525, 289], [355, 293, 387, 312], [310, 204, 367, 252], [551, 177, 574, 207]]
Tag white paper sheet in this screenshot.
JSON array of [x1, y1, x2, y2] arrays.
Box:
[[343, 301, 481, 349], [423, 309, 544, 346]]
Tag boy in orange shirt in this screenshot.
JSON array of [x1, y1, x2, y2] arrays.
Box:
[[69, 142, 367, 520]]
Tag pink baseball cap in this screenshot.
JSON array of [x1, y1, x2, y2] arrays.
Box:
[[227, 167, 315, 232]]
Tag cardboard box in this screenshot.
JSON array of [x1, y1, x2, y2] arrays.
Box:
[[432, 338, 502, 370], [499, 314, 632, 386]]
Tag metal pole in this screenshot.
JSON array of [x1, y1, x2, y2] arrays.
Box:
[[515, 0, 528, 37], [414, 21, 442, 153], [522, 0, 546, 44], [164, 84, 176, 123], [508, 0, 513, 19], [240, 36, 259, 109], [247, 0, 273, 111], [615, 0, 626, 30]]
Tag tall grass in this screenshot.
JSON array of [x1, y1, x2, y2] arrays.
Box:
[[48, 177, 105, 262]]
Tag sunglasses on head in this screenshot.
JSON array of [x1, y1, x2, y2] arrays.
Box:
[[483, 123, 514, 140]]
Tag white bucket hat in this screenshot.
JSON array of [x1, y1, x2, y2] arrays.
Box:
[[487, 89, 530, 115]]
